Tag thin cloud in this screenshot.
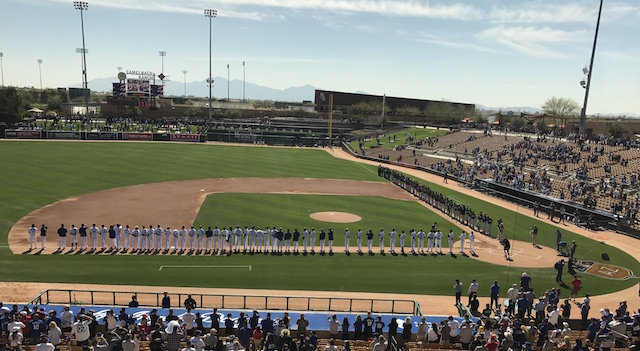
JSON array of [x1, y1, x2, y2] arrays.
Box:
[[418, 38, 499, 54], [42, 0, 481, 20], [490, 2, 639, 24], [476, 25, 589, 58]]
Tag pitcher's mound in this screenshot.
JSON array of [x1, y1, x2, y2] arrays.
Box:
[[310, 211, 362, 223]]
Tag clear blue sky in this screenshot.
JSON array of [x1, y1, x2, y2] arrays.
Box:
[[1, 0, 639, 115]]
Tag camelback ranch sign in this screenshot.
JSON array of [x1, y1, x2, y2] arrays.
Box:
[[574, 260, 637, 280]]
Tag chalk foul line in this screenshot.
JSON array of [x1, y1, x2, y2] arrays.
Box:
[[158, 265, 252, 271]]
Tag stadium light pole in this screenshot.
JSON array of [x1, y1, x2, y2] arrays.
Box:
[[182, 70, 188, 97], [243, 61, 245, 102], [0, 52, 4, 87], [204, 9, 217, 120], [73, 1, 90, 118], [37, 59, 43, 90], [227, 64, 230, 100], [76, 48, 88, 92], [578, 0, 603, 136], [159, 51, 166, 88]]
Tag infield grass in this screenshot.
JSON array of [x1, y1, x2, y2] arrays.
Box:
[[0, 140, 638, 298]]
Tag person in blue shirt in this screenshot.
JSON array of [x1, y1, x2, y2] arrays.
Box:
[[211, 308, 221, 331], [587, 318, 600, 341], [374, 315, 385, 335], [516, 295, 529, 320], [161, 292, 171, 309], [45, 310, 62, 330], [293, 229, 300, 254], [555, 260, 565, 283], [327, 229, 334, 254], [363, 312, 374, 339], [536, 319, 549, 347], [490, 281, 500, 309], [27, 313, 45, 344], [261, 312, 273, 335], [353, 315, 363, 340], [225, 313, 235, 336]]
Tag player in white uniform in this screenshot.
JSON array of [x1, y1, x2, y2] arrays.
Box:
[[89, 224, 99, 250], [410, 229, 416, 254], [399, 230, 406, 254], [263, 227, 270, 252], [115, 224, 122, 250], [197, 226, 205, 252], [302, 228, 308, 253], [378, 228, 385, 254], [234, 226, 242, 253], [309, 228, 316, 253], [459, 231, 466, 254], [123, 225, 131, 251], [256, 228, 264, 253], [468, 231, 476, 255], [28, 224, 38, 250], [139, 226, 148, 252], [249, 227, 256, 252], [179, 226, 187, 252], [389, 229, 396, 254], [164, 226, 173, 251], [100, 225, 108, 250], [213, 226, 221, 253], [448, 230, 454, 254], [421, 230, 428, 253], [221, 227, 229, 254], [436, 229, 443, 254], [172, 227, 179, 252], [69, 224, 78, 250], [228, 226, 234, 253], [243, 226, 249, 252], [155, 225, 163, 252], [344, 228, 350, 254], [131, 226, 140, 252], [356, 229, 363, 254], [188, 226, 196, 252]]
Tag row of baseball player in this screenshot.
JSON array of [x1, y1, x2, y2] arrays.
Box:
[[28, 224, 479, 255]]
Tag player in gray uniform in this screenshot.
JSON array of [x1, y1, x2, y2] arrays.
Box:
[[378, 228, 385, 254], [356, 229, 363, 254], [221, 227, 228, 254], [271, 227, 278, 252], [448, 230, 454, 254], [90, 224, 99, 251], [389, 229, 396, 254], [410, 229, 416, 254], [399, 230, 406, 255], [309, 228, 316, 253], [242, 226, 249, 253], [228, 226, 234, 253]]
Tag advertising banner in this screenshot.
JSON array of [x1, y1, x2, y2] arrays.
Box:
[[171, 134, 200, 142], [86, 132, 118, 140], [5, 130, 42, 139], [122, 132, 153, 141], [46, 131, 82, 140]]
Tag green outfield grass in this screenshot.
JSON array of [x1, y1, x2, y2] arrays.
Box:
[[349, 127, 450, 151], [0, 140, 638, 299], [194, 194, 443, 236]]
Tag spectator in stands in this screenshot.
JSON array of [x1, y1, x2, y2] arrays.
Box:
[[204, 329, 218, 351], [353, 315, 363, 340], [252, 325, 264, 350], [166, 320, 184, 351], [324, 338, 338, 351], [27, 313, 45, 345], [363, 313, 374, 340], [161, 293, 171, 309], [297, 314, 309, 337], [191, 330, 205, 351], [327, 315, 340, 340], [261, 313, 274, 337], [48, 321, 62, 348], [184, 295, 197, 310], [370, 335, 386, 351], [122, 333, 136, 351], [35, 334, 55, 351], [129, 296, 139, 308], [427, 323, 439, 343], [341, 317, 349, 341]]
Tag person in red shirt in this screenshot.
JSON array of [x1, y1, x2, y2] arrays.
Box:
[[252, 325, 264, 350], [570, 276, 582, 300], [485, 334, 498, 351]]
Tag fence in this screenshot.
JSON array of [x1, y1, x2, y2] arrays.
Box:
[[28, 289, 423, 316]]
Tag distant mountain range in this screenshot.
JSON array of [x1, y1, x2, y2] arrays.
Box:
[[70, 77, 316, 102]]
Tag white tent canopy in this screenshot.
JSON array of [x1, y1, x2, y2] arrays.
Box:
[[27, 108, 44, 113]]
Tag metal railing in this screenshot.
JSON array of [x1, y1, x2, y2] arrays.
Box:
[[27, 289, 422, 316]]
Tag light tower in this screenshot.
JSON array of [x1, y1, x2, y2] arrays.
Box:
[[204, 9, 217, 119]]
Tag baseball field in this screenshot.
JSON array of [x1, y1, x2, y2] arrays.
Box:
[[1, 139, 639, 311]]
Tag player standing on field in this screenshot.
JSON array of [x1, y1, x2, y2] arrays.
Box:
[[57, 224, 67, 251], [344, 228, 350, 254], [28, 224, 37, 250], [40, 224, 48, 250], [399, 230, 406, 254], [69, 224, 78, 250]]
